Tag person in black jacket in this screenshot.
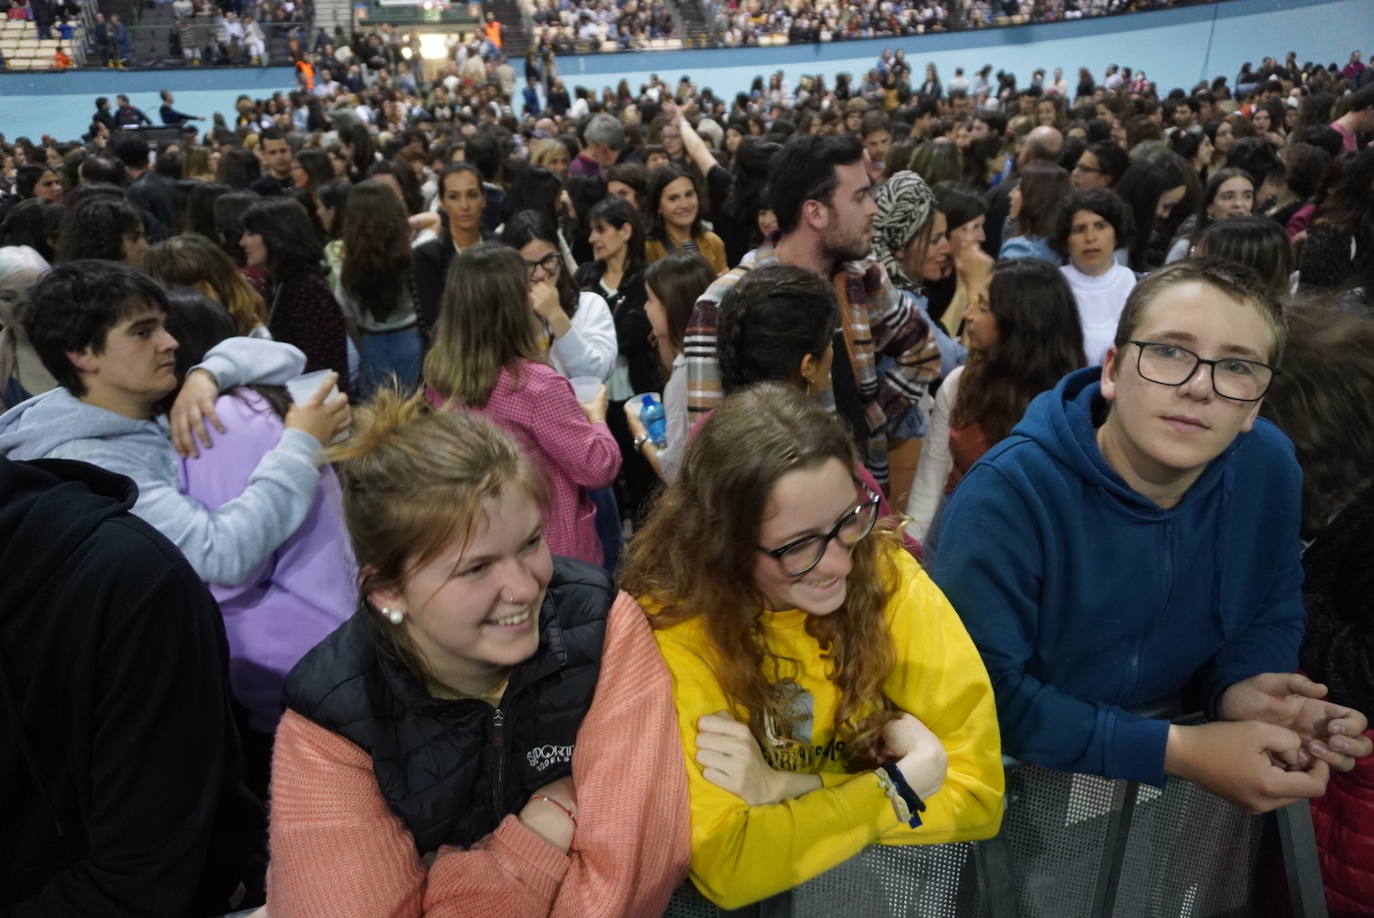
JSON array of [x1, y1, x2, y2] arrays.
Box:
[[92, 95, 120, 134], [413, 161, 487, 347], [0, 456, 266, 915], [574, 195, 659, 521], [265, 390, 689, 915], [115, 134, 175, 238]]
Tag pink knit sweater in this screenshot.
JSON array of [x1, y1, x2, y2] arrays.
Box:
[[266, 592, 691, 917], [426, 362, 621, 567]]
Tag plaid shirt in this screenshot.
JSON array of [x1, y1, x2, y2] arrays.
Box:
[[684, 246, 940, 487]]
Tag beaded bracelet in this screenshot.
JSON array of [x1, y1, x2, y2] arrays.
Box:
[[879, 762, 927, 829], [530, 793, 578, 825]]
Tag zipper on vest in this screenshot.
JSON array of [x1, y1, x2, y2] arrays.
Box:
[[491, 706, 506, 816]]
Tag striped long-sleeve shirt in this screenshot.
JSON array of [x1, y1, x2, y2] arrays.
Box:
[[684, 245, 940, 487]]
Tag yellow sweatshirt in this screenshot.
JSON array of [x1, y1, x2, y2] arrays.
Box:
[[645, 547, 1004, 909]]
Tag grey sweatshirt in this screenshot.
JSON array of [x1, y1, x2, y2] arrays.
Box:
[[0, 337, 319, 586]]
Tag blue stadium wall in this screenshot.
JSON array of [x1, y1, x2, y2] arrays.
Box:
[[0, 0, 1360, 141]]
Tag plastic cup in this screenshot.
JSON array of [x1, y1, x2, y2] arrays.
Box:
[[570, 376, 601, 403], [286, 369, 341, 406]]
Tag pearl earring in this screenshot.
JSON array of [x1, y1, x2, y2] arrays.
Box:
[[383, 607, 404, 625]]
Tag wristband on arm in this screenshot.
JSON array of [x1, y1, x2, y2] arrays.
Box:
[[877, 762, 927, 828]]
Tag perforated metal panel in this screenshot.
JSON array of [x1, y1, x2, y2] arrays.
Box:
[[994, 763, 1124, 917], [791, 842, 977, 917], [1112, 778, 1264, 918], [662, 763, 1288, 918], [663, 843, 977, 918], [664, 880, 733, 918]]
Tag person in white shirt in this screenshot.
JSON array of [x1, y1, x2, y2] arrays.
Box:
[[1050, 67, 1069, 97], [1053, 187, 1138, 367], [222, 11, 244, 60], [242, 14, 265, 64], [502, 212, 617, 383]]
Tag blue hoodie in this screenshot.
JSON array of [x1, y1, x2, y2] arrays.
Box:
[[929, 367, 1304, 787]]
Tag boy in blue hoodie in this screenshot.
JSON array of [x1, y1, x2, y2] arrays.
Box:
[[931, 258, 1370, 813]]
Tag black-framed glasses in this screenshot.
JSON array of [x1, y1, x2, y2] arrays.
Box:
[[1072, 161, 1106, 175], [1131, 341, 1278, 402], [524, 252, 562, 277], [756, 487, 881, 577]]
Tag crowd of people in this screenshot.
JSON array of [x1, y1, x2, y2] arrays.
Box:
[[704, 0, 1190, 47], [11, 0, 1238, 73], [1, 31, 1373, 918], [165, 0, 305, 67], [522, 0, 678, 53]]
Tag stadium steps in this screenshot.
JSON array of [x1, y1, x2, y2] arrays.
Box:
[[313, 0, 352, 35], [487, 0, 531, 59], [131, 2, 179, 67], [675, 0, 713, 49]]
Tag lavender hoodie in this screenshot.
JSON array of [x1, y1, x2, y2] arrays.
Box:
[[182, 390, 356, 732]]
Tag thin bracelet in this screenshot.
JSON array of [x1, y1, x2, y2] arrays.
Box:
[[530, 793, 577, 825]]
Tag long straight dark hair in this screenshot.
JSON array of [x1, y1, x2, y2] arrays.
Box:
[[647, 163, 705, 245], [952, 259, 1085, 445], [240, 196, 323, 282]]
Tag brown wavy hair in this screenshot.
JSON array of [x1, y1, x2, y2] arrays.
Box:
[[141, 233, 267, 334], [620, 383, 904, 767], [1259, 305, 1374, 536], [953, 259, 1085, 444], [339, 178, 414, 323]]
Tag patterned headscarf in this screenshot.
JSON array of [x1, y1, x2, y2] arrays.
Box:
[[871, 170, 936, 293]]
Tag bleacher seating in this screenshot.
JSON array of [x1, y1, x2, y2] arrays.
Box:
[[0, 17, 81, 70]]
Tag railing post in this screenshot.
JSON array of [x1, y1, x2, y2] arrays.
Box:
[[1089, 779, 1140, 918], [973, 836, 1018, 918], [753, 889, 793, 918], [1276, 801, 1329, 918]]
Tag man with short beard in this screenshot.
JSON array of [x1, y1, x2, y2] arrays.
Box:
[[684, 133, 941, 488]]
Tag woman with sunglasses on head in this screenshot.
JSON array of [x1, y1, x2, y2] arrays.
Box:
[[621, 383, 1003, 910], [502, 210, 617, 384]]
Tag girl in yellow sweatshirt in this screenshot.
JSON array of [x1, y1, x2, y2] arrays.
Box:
[[622, 383, 1004, 910]]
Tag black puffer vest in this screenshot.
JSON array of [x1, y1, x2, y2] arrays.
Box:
[[283, 557, 611, 854]]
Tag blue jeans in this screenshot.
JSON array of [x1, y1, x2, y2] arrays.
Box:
[[359, 328, 422, 397], [588, 487, 622, 573]]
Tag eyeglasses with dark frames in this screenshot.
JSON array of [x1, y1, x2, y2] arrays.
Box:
[[524, 252, 562, 277], [1130, 340, 1278, 402], [756, 486, 882, 578]]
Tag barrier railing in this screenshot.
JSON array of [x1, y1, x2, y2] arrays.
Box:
[[665, 709, 1329, 918]]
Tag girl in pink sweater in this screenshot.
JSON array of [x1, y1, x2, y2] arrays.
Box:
[[423, 243, 620, 567], [267, 390, 689, 917]]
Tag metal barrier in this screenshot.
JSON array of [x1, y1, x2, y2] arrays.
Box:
[[665, 756, 1328, 917]]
